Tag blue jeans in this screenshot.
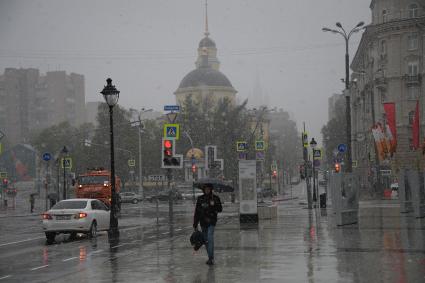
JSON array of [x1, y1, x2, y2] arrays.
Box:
[[201, 225, 215, 260]]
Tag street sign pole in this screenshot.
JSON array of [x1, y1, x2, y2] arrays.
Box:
[[302, 123, 312, 209]]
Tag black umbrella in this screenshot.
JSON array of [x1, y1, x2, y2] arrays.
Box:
[[193, 178, 234, 193]]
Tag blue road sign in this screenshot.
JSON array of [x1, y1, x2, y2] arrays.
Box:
[[42, 152, 51, 161], [337, 144, 347, 153], [164, 105, 180, 112]]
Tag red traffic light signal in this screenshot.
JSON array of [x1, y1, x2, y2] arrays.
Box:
[[191, 164, 197, 173], [335, 163, 341, 173], [163, 140, 173, 157], [272, 170, 277, 178]]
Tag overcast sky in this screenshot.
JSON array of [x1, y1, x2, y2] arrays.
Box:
[[0, 0, 371, 144]]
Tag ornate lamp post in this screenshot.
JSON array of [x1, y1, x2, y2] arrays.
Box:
[[310, 138, 318, 202], [100, 78, 120, 235], [322, 21, 364, 172]]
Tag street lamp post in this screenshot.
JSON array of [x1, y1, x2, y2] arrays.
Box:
[[61, 146, 68, 200], [323, 21, 364, 173], [310, 138, 318, 202], [100, 78, 120, 236], [135, 108, 152, 199]]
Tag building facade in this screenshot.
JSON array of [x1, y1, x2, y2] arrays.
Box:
[[351, 0, 425, 175], [0, 68, 85, 145]]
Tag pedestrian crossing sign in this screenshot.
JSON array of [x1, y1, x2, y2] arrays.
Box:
[[61, 157, 72, 169], [255, 141, 265, 151], [164, 124, 180, 140], [236, 141, 248, 152]]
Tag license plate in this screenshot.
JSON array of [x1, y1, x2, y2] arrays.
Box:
[[56, 215, 71, 220]]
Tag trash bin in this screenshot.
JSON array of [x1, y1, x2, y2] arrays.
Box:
[[320, 193, 327, 208]]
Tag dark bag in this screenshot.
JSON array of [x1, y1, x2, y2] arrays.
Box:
[[190, 230, 205, 251]]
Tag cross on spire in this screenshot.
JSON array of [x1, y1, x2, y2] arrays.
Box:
[[204, 0, 210, 37]]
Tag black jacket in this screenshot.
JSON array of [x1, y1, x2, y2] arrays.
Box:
[[193, 193, 222, 228]]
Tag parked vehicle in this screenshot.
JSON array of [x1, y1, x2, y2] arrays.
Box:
[[75, 168, 121, 207], [146, 191, 182, 202], [41, 199, 110, 243], [120, 192, 142, 204]]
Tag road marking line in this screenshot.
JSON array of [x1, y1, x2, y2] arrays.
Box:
[[0, 275, 12, 280], [175, 229, 182, 231], [111, 244, 125, 248], [30, 265, 48, 271], [89, 249, 104, 255], [0, 237, 45, 247], [62, 257, 78, 262], [161, 232, 169, 235], [148, 236, 155, 239]]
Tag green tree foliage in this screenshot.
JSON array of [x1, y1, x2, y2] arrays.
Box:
[[321, 97, 347, 166]]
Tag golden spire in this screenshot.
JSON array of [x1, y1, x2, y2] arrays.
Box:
[[204, 0, 210, 37]]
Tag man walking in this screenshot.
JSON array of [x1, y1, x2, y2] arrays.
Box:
[[193, 184, 222, 265], [29, 194, 35, 213]]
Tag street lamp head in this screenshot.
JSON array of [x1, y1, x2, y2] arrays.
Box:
[[322, 27, 331, 32], [100, 78, 120, 107], [356, 21, 365, 28], [310, 138, 317, 149], [336, 22, 342, 28], [62, 146, 68, 154]]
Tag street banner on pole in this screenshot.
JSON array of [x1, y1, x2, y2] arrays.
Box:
[[302, 132, 308, 147]]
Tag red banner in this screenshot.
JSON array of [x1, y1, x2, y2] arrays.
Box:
[[412, 100, 420, 150], [383, 102, 397, 153]]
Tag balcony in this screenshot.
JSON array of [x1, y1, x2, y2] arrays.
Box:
[[404, 74, 422, 86]]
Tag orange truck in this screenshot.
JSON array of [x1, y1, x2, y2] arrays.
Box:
[[75, 168, 121, 207]]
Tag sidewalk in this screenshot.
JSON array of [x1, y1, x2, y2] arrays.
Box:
[[60, 199, 425, 283]]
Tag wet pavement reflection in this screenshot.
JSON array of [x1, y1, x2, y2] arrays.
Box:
[[0, 200, 424, 282]]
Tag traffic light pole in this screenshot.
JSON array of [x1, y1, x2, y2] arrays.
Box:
[[167, 168, 173, 223]]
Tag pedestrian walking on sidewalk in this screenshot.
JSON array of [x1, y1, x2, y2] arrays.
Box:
[[29, 194, 35, 213], [193, 184, 222, 265]]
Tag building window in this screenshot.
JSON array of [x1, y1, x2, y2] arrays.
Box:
[[409, 138, 415, 150], [407, 33, 418, 50], [382, 10, 388, 22], [407, 87, 420, 100], [408, 3, 419, 18], [380, 40, 387, 54], [408, 61, 419, 76], [409, 110, 416, 125]]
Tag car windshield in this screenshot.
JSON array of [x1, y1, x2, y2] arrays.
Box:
[[78, 175, 109, 185], [52, 200, 87, 209]]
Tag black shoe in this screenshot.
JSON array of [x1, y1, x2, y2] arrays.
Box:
[[206, 259, 214, 265]]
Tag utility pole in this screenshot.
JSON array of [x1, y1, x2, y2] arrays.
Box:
[[370, 89, 381, 195]]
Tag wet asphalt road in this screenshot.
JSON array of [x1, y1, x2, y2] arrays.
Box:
[[0, 184, 425, 282]]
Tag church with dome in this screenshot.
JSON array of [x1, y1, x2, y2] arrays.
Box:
[[174, 5, 237, 107]]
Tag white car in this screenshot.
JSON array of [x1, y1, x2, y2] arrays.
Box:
[[42, 199, 110, 243]]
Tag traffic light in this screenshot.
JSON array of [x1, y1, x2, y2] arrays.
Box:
[[272, 170, 277, 178], [191, 164, 197, 173], [2, 178, 8, 189], [334, 163, 341, 173], [161, 138, 182, 168]]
